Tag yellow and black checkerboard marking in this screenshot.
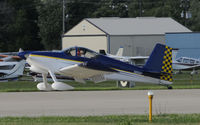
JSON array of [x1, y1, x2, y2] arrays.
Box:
[[160, 46, 173, 82]]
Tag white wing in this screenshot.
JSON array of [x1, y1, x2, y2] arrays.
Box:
[[59, 64, 114, 83]]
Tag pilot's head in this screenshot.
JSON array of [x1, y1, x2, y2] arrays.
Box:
[[80, 50, 84, 55]]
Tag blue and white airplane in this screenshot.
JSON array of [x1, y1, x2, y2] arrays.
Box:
[[18, 43, 173, 91]]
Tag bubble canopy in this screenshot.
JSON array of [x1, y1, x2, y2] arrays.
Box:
[[63, 46, 99, 58]]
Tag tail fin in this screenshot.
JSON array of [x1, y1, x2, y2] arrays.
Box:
[[116, 47, 123, 56], [143, 44, 173, 82]]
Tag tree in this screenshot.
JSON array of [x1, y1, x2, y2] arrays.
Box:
[[190, 0, 200, 31], [128, 0, 183, 27], [66, 0, 101, 31], [92, 0, 129, 18], [0, 0, 43, 51], [0, 0, 13, 51], [38, 0, 63, 50], [128, 0, 142, 17], [1, 0, 199, 53]]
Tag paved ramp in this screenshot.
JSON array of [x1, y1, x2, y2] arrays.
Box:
[[0, 89, 200, 117]]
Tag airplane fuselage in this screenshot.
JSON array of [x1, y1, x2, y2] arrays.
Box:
[[26, 51, 170, 85], [18, 44, 173, 90]]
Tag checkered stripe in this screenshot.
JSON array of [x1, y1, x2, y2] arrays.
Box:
[[160, 46, 173, 82]]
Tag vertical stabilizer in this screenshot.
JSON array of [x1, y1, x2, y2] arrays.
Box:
[[143, 44, 173, 82], [116, 47, 123, 56]]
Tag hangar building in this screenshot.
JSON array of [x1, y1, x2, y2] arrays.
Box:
[[62, 17, 191, 56], [166, 32, 200, 58]]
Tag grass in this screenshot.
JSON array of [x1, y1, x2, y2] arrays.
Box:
[[1, 72, 200, 125], [0, 81, 38, 92], [0, 114, 200, 125], [1, 71, 200, 92]]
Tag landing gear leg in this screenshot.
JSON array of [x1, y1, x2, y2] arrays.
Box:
[[37, 73, 52, 91], [49, 70, 74, 90]]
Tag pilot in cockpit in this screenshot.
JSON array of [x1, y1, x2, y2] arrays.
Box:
[[77, 49, 85, 57], [80, 50, 85, 57]]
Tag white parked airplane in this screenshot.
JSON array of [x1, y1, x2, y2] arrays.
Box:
[[18, 43, 173, 91], [0, 60, 26, 81], [100, 47, 149, 66], [173, 57, 200, 70], [0, 54, 21, 62], [107, 47, 200, 75], [0, 49, 26, 81], [112, 47, 200, 75], [172, 49, 200, 74]]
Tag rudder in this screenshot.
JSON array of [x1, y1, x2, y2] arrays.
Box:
[[160, 45, 173, 82]]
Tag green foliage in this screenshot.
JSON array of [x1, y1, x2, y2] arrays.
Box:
[[0, 0, 200, 52], [37, 0, 63, 50], [128, 0, 182, 20], [0, 0, 43, 52], [66, 0, 101, 31], [92, 0, 128, 17], [0, 81, 38, 92], [190, 0, 200, 31]]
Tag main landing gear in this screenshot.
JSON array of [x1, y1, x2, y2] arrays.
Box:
[[37, 71, 74, 91], [167, 85, 173, 89]]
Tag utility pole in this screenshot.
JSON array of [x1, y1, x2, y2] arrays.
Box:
[[162, 0, 165, 16], [62, 0, 65, 35], [139, 0, 142, 17], [61, 0, 66, 50], [180, 0, 191, 26]]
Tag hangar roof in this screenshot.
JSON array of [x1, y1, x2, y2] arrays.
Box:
[[86, 17, 192, 35]]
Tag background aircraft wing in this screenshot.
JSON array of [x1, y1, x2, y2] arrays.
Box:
[[0, 55, 21, 62], [121, 56, 149, 66], [59, 64, 115, 83]]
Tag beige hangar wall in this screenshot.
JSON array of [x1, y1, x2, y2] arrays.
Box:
[[62, 19, 107, 52], [62, 36, 107, 53]]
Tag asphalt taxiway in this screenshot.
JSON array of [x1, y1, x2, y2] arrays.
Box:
[[0, 89, 200, 117]]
